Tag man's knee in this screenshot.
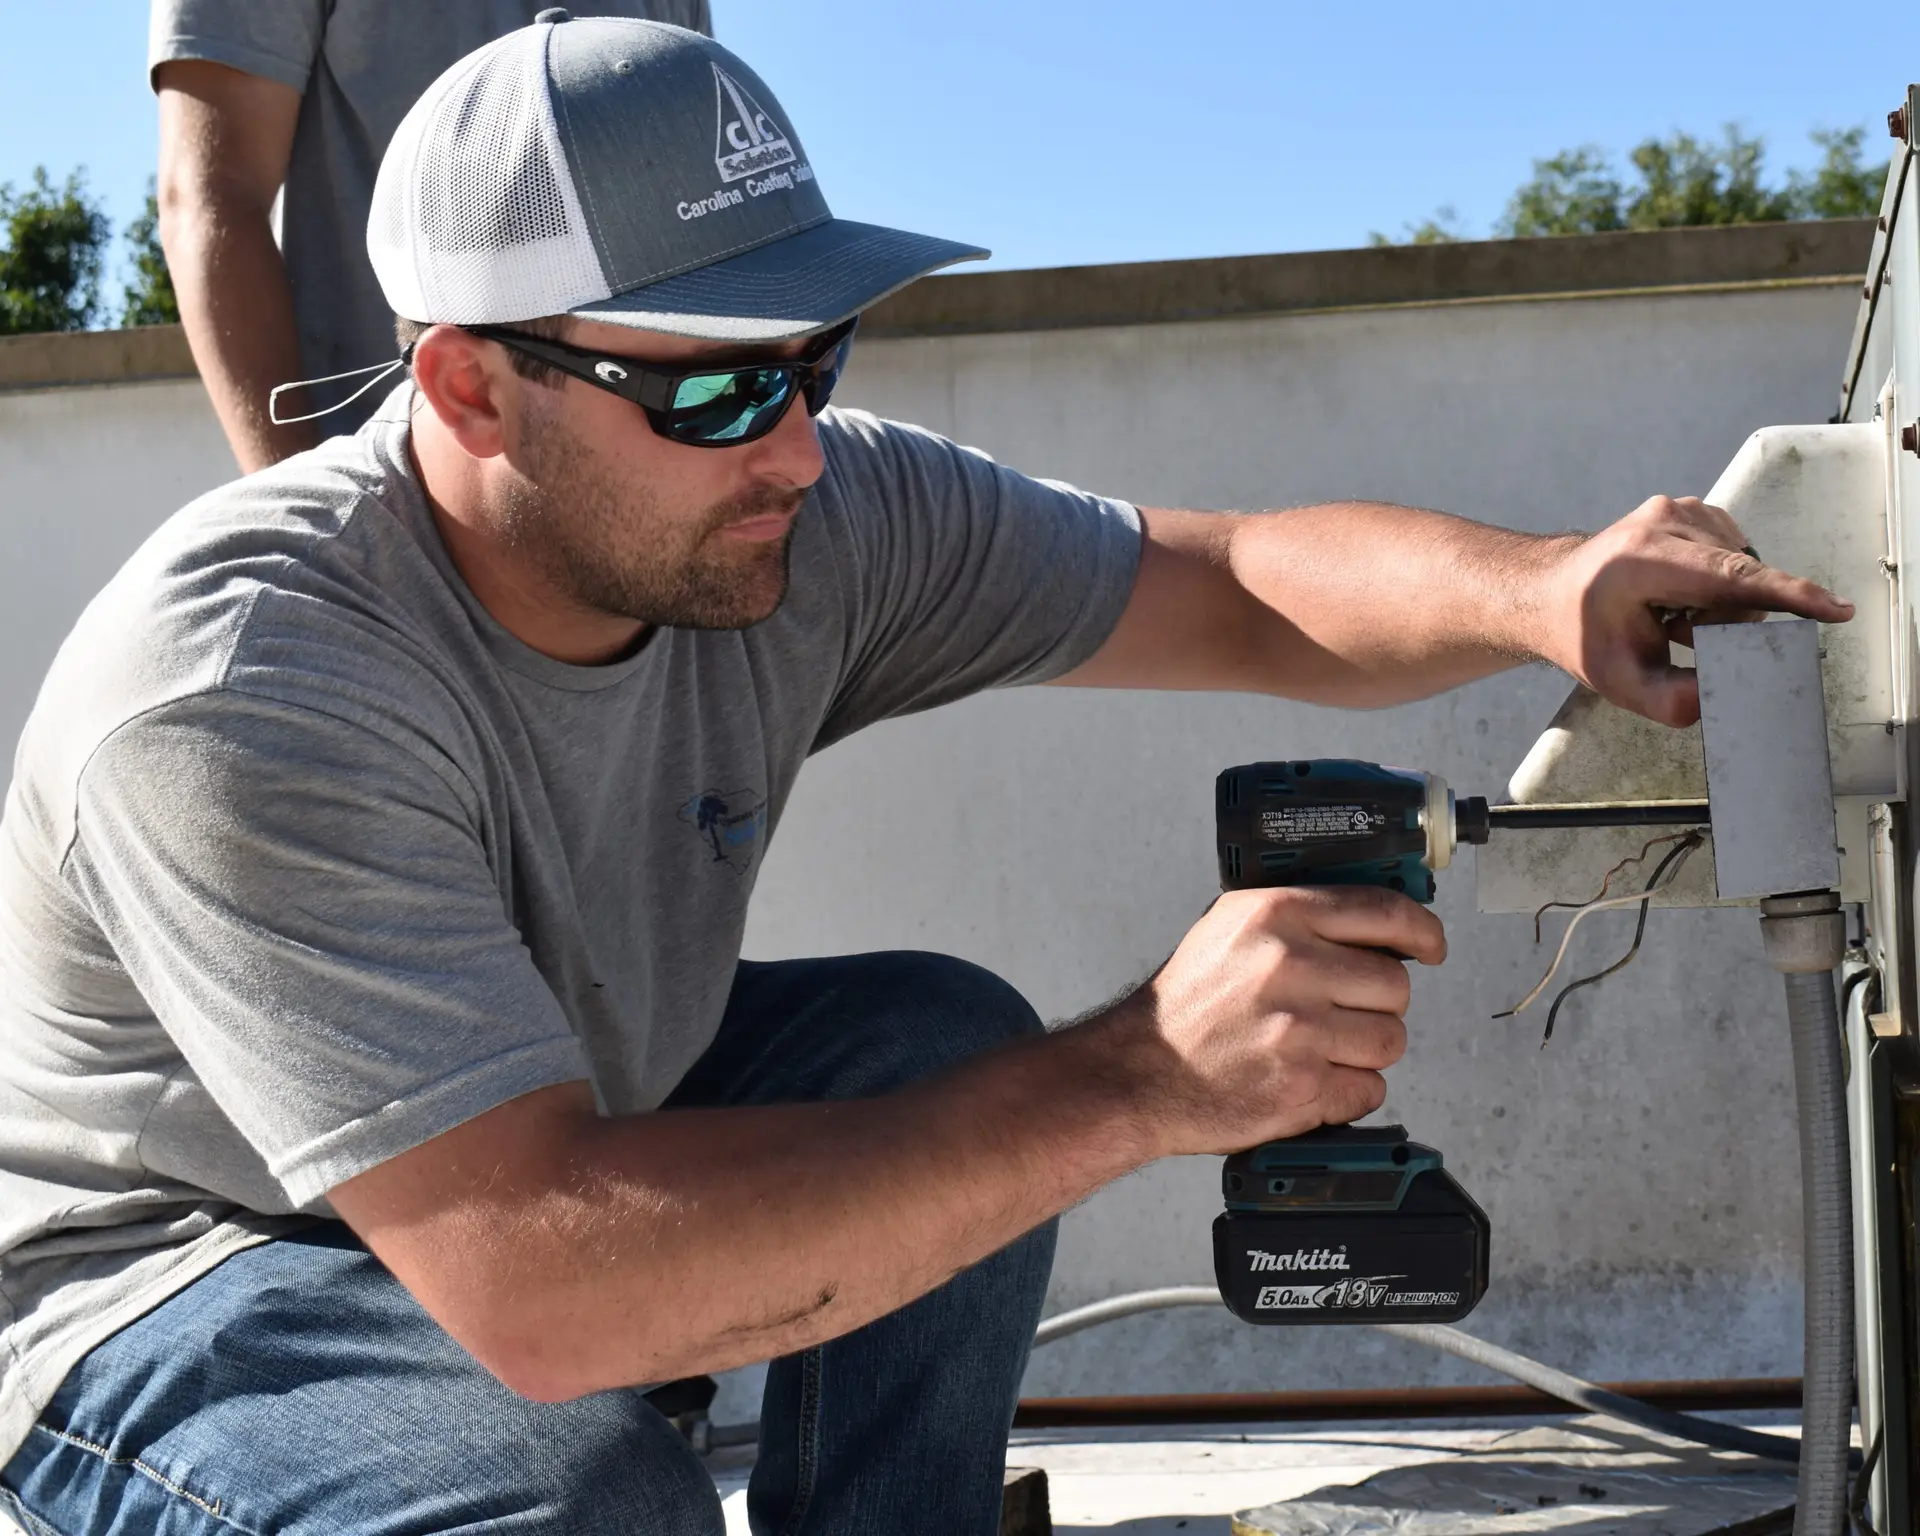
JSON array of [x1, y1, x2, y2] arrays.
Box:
[[826, 950, 1044, 1095], [519, 1393, 725, 1536]]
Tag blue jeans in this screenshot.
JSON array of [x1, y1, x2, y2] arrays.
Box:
[[1, 952, 1057, 1536]]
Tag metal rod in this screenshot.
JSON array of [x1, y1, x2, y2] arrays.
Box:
[[1487, 802, 1711, 830], [1011, 1377, 1803, 1429]]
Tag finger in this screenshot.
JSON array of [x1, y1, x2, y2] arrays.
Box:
[[1290, 884, 1448, 966], [1674, 601, 1778, 639], [1624, 545, 1853, 623], [1258, 929, 1412, 1014], [1610, 661, 1701, 728], [1284, 1006, 1408, 1071], [1311, 1066, 1388, 1128]]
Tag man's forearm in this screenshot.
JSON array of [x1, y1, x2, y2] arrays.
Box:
[[1068, 495, 1848, 724], [161, 195, 319, 472], [1223, 501, 1580, 707], [361, 1015, 1161, 1401]]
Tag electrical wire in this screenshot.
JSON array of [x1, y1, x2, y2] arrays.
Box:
[[1536, 833, 1705, 1046], [1032, 1286, 1224, 1345], [1528, 831, 1698, 943], [1027, 1287, 1813, 1466], [1851, 1429, 1884, 1536], [1494, 835, 1702, 1023]]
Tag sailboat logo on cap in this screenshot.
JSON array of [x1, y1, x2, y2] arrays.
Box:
[[713, 65, 796, 183]]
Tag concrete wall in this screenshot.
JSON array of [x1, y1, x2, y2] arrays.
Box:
[[760, 282, 1863, 1399], [0, 250, 1864, 1401]]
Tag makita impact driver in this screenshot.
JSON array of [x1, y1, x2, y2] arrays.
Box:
[[1209, 759, 1493, 1327]]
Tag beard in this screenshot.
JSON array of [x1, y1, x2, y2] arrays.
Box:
[[498, 397, 804, 631]]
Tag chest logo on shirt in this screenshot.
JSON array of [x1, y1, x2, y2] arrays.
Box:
[[679, 788, 769, 874]]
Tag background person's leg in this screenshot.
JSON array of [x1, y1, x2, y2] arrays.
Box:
[[665, 951, 1059, 1536], [2, 1224, 723, 1536]]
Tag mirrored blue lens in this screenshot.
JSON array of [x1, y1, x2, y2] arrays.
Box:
[[667, 368, 793, 443]]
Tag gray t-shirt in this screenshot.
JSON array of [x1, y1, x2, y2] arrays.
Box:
[[0, 390, 1139, 1462], [148, 0, 713, 430]]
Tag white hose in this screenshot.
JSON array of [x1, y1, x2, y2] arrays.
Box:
[[1032, 1286, 1224, 1346], [1033, 1287, 1803, 1464]]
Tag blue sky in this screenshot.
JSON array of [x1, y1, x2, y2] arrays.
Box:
[[2, 0, 1909, 298]]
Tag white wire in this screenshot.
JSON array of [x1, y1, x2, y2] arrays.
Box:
[[1032, 1287, 1224, 1347], [1497, 839, 1701, 1018], [269, 358, 407, 425], [1027, 1288, 1805, 1464]]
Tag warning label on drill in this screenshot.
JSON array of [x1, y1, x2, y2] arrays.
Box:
[[1259, 805, 1386, 845]]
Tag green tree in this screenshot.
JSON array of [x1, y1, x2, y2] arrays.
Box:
[[121, 179, 180, 326], [1787, 126, 1888, 218], [1368, 205, 1467, 247], [1497, 147, 1626, 237], [1388, 123, 1890, 245], [1624, 127, 1793, 228], [0, 167, 110, 335]]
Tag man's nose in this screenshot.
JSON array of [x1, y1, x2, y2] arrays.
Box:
[[750, 389, 826, 490]]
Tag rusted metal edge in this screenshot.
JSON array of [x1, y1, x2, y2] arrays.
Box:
[[1013, 1377, 1803, 1428]]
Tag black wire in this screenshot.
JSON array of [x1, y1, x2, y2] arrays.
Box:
[[1851, 1429, 1884, 1536], [1540, 833, 1704, 1047], [1529, 831, 1694, 942]]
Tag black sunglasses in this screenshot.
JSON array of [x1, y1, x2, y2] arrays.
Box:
[[462, 319, 858, 448]]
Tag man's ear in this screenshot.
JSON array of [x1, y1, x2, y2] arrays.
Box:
[[411, 326, 516, 460]]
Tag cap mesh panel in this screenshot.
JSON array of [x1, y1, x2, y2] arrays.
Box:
[[367, 23, 609, 325], [423, 42, 570, 253]]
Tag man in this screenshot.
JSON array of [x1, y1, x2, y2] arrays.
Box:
[[0, 15, 1849, 1536], [150, 0, 711, 471]]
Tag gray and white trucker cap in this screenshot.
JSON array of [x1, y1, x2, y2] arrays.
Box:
[[368, 9, 986, 342]]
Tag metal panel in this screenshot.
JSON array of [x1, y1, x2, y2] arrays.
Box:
[[1696, 619, 1841, 899]]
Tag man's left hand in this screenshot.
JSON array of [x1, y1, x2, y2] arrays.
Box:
[[1540, 494, 1854, 728]]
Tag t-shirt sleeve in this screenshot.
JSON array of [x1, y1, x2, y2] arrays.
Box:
[[65, 690, 591, 1210], [149, 0, 327, 92], [813, 411, 1142, 748]]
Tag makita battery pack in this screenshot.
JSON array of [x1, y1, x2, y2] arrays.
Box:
[[1213, 1125, 1489, 1325]]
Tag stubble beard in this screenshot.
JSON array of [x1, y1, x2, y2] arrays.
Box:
[[501, 402, 803, 631]]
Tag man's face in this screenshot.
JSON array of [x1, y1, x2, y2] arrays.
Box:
[[495, 319, 828, 632]]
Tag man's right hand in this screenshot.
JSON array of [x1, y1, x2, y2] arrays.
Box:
[[1107, 885, 1446, 1157]]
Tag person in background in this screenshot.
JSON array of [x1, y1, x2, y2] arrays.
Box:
[[151, 1, 712, 472]]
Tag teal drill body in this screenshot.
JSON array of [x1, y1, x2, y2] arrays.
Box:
[[1215, 759, 1447, 903], [1210, 758, 1491, 1326]]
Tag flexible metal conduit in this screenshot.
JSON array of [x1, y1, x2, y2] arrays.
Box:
[[1033, 1286, 1803, 1464], [1760, 892, 1855, 1536]]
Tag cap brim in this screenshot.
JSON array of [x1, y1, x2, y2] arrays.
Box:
[[567, 218, 988, 342]]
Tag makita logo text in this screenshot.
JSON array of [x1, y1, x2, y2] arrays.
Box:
[[1246, 1246, 1349, 1273]]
